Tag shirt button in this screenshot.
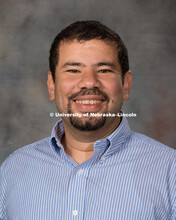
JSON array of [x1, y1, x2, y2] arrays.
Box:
[[78, 169, 83, 175], [101, 157, 105, 161], [72, 209, 78, 216]]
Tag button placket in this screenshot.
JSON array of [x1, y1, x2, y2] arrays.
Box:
[[67, 167, 87, 219]]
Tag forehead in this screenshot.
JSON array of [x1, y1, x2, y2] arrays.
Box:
[[57, 39, 119, 64], [59, 39, 117, 51]]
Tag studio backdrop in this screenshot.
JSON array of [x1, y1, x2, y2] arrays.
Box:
[[0, 0, 176, 164]]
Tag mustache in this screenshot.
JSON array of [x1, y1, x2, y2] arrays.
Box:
[[68, 88, 109, 101]]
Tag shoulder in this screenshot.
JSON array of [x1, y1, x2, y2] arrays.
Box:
[[130, 131, 175, 151], [3, 137, 51, 160], [1, 137, 52, 176], [126, 131, 176, 162]]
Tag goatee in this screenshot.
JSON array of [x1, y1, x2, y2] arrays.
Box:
[[67, 88, 109, 131]]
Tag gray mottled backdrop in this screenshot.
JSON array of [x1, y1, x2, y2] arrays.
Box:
[[0, 0, 176, 164]]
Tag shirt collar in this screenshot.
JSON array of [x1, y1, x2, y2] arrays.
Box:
[[51, 119, 65, 149], [51, 116, 131, 157], [102, 116, 131, 158]]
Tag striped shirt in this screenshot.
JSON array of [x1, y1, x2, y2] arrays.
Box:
[[0, 117, 175, 220]]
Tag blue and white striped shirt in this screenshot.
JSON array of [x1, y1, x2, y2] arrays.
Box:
[[0, 117, 175, 219]]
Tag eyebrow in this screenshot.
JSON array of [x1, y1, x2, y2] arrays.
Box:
[[94, 62, 116, 68], [62, 62, 116, 68], [62, 62, 86, 68]]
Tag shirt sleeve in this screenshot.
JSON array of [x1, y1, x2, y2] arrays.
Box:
[[0, 165, 7, 220], [170, 158, 176, 219]]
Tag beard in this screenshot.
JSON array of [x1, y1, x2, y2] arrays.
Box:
[[67, 88, 109, 131], [68, 110, 107, 131]]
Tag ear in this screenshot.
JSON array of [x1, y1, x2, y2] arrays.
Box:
[[47, 71, 55, 100], [123, 71, 132, 101]]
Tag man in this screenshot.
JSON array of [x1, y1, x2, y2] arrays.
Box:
[[0, 21, 175, 219]]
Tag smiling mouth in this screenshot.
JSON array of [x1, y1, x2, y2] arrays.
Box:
[[73, 95, 106, 106], [70, 95, 107, 113], [74, 100, 103, 105]]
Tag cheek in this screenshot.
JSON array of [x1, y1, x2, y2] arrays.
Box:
[[103, 79, 123, 98], [54, 78, 79, 112], [55, 78, 77, 98]]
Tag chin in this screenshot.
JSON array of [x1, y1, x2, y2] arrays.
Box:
[[69, 116, 106, 131]]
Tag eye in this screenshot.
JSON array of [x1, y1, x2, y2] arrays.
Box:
[[98, 69, 113, 73], [67, 69, 80, 73]]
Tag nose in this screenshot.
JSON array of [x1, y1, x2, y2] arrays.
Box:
[[78, 70, 101, 89]]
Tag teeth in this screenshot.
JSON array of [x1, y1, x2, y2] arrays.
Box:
[[75, 100, 102, 104]]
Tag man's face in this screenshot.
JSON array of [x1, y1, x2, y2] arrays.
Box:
[[48, 39, 132, 131]]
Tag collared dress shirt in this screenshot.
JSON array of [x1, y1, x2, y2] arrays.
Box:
[[0, 117, 175, 220]]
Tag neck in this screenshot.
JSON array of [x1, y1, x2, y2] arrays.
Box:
[[61, 117, 121, 164], [61, 134, 94, 164]]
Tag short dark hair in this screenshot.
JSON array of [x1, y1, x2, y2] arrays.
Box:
[[49, 21, 129, 81]]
